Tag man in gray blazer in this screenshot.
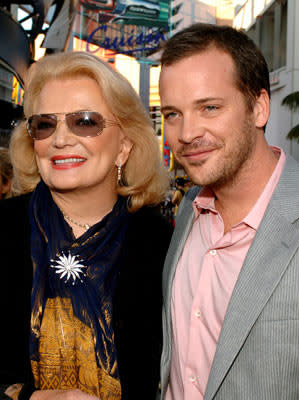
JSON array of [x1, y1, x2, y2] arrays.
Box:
[[159, 23, 299, 399]]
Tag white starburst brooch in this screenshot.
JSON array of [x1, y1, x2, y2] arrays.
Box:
[[50, 252, 87, 285]]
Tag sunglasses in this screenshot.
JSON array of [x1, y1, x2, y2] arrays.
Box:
[[27, 111, 119, 140]]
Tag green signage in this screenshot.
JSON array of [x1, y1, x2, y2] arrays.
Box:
[[81, 0, 171, 28]]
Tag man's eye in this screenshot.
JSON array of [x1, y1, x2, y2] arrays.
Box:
[[205, 105, 218, 112], [164, 112, 178, 120]]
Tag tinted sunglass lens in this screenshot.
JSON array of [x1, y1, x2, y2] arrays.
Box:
[[29, 115, 57, 140], [68, 112, 105, 137]]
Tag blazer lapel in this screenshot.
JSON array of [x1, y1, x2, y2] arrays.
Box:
[[204, 156, 299, 400], [162, 187, 200, 305], [161, 187, 199, 394]]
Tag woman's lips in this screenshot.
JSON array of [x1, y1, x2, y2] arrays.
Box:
[[51, 155, 86, 169]]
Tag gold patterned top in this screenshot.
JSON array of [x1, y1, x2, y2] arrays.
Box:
[[31, 297, 121, 400]]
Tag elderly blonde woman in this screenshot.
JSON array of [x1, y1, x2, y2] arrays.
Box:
[[0, 51, 172, 400]]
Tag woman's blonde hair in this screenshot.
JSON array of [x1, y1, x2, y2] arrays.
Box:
[[10, 51, 169, 211]]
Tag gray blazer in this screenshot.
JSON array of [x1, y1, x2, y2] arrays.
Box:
[[160, 155, 299, 399]]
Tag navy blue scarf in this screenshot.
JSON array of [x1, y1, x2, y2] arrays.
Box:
[[29, 180, 129, 382]]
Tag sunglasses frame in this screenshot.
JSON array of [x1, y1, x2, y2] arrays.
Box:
[[27, 111, 119, 140]]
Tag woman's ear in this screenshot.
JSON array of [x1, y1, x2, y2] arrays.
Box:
[[254, 89, 270, 129], [116, 135, 133, 167]]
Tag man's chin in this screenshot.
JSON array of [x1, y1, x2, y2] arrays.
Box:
[[181, 166, 219, 187], [179, 161, 205, 179]]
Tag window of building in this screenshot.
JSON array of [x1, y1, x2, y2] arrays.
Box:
[[260, 3, 275, 71], [243, 0, 287, 73], [279, 0, 287, 68]]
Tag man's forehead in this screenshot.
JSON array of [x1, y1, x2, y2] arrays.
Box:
[[160, 52, 237, 95], [160, 49, 237, 86]]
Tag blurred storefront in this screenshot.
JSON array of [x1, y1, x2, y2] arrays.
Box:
[[0, 0, 68, 141]]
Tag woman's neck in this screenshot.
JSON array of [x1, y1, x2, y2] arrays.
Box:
[[50, 187, 118, 238]]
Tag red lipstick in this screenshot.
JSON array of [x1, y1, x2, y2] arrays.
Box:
[[51, 155, 86, 170]]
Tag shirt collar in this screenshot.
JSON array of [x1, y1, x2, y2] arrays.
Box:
[[243, 146, 285, 230], [193, 186, 216, 219], [192, 146, 286, 229]]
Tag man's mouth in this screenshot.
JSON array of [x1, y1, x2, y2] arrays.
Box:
[[181, 147, 216, 158]]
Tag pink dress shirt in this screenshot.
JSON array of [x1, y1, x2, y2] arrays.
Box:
[[166, 147, 286, 400]]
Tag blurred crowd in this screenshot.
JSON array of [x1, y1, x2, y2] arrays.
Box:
[[160, 176, 193, 226]]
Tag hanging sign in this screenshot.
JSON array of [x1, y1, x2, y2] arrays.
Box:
[[86, 24, 167, 55], [81, 0, 171, 28]]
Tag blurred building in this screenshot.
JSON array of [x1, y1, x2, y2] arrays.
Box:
[[0, 0, 69, 143], [234, 0, 299, 160], [170, 0, 234, 34]]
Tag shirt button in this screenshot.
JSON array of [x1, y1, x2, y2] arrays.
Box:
[[210, 249, 217, 256], [189, 375, 196, 383], [195, 310, 201, 318]]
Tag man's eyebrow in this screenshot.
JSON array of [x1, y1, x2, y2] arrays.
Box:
[[161, 98, 224, 114], [160, 105, 180, 114], [193, 97, 223, 105]]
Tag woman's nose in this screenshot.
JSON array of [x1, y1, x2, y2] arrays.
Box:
[[51, 119, 77, 148]]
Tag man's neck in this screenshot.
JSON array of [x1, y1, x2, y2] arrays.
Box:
[[213, 145, 279, 233]]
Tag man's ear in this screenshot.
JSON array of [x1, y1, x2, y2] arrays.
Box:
[[254, 89, 270, 129]]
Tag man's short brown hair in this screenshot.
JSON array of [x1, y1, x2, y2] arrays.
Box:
[[160, 23, 270, 112]]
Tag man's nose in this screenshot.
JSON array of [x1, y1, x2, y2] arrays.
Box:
[[178, 115, 205, 144]]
